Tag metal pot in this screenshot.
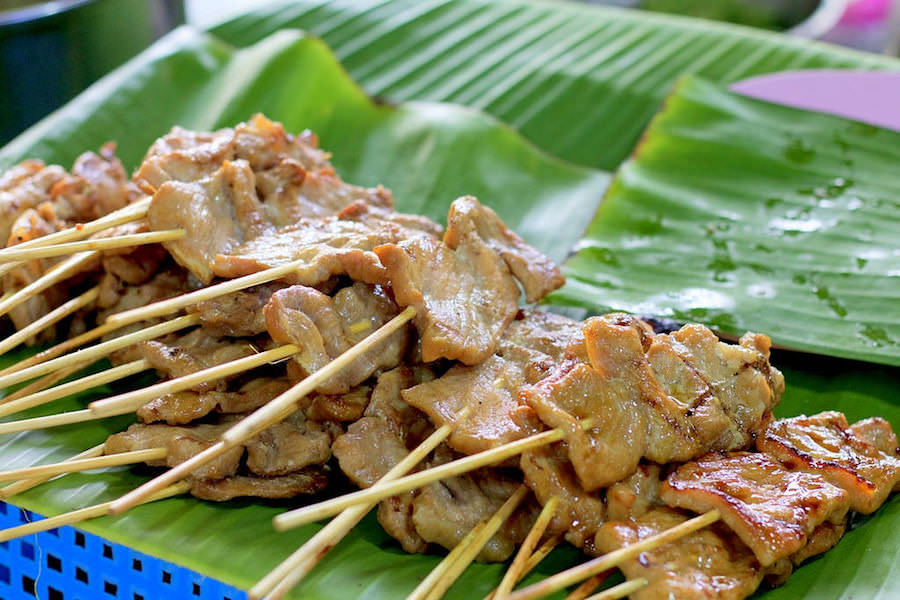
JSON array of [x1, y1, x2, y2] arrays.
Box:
[[0, 0, 184, 145]]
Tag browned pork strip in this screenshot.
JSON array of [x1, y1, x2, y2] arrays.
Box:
[[0, 161, 66, 241], [524, 314, 783, 491], [264, 283, 410, 394], [138, 329, 258, 391], [245, 411, 336, 476], [660, 452, 850, 567], [191, 469, 328, 501], [190, 282, 285, 337], [758, 412, 900, 513], [137, 378, 292, 425]]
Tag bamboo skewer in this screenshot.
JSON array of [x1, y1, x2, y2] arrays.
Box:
[[274, 418, 595, 531], [506, 510, 721, 600], [0, 481, 190, 544], [108, 306, 417, 516], [0, 359, 150, 418], [0, 320, 121, 378], [0, 362, 88, 404], [0, 448, 166, 482], [0, 409, 104, 435], [410, 485, 530, 600], [253, 409, 473, 600], [89, 346, 299, 417], [0, 313, 200, 390], [583, 579, 647, 600], [0, 444, 105, 501], [520, 535, 561, 577], [0, 229, 185, 262], [565, 573, 611, 600], [0, 197, 151, 278], [493, 496, 560, 600], [0, 286, 99, 356], [105, 258, 315, 329], [0, 251, 98, 320]]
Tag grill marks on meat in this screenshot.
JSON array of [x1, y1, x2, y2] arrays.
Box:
[[245, 412, 335, 476], [660, 452, 850, 567], [138, 329, 257, 391], [190, 470, 328, 501], [595, 508, 776, 600], [264, 283, 409, 394], [137, 377, 292, 425], [524, 314, 783, 491], [758, 412, 900, 513]]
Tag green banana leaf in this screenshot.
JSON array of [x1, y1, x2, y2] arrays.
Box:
[[0, 4, 897, 600], [551, 76, 900, 366], [209, 0, 900, 170]]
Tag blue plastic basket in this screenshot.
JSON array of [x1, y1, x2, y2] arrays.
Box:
[[0, 501, 246, 600]]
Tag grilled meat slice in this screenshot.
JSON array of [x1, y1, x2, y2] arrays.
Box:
[[595, 507, 779, 600], [520, 444, 606, 551], [137, 377, 292, 425], [660, 452, 850, 566], [305, 386, 371, 422], [245, 412, 335, 476], [789, 519, 847, 567], [138, 329, 258, 391], [0, 161, 67, 242], [96, 220, 168, 285], [190, 282, 284, 337], [264, 283, 409, 394], [443, 196, 564, 302], [191, 469, 328, 501], [758, 412, 900, 513], [51, 144, 137, 222], [606, 463, 664, 522]]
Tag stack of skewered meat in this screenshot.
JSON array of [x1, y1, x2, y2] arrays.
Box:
[[0, 114, 897, 600]]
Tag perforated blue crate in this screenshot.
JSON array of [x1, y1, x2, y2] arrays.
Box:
[[0, 501, 246, 600]]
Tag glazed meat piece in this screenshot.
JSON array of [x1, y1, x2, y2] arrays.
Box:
[[338, 199, 443, 238], [443, 196, 564, 302], [758, 412, 900, 513], [148, 159, 271, 283], [105, 420, 243, 480], [0, 160, 67, 241], [660, 452, 850, 566], [245, 412, 334, 476], [137, 377, 292, 425], [375, 231, 519, 365], [264, 283, 410, 394], [412, 446, 536, 562], [502, 309, 583, 362], [606, 463, 664, 522], [333, 368, 434, 553], [789, 519, 847, 567], [594, 507, 777, 600], [212, 217, 395, 285], [520, 444, 606, 551], [850, 417, 900, 462], [138, 329, 257, 391], [524, 314, 783, 490], [50, 144, 137, 222], [97, 220, 168, 285], [190, 282, 284, 337], [190, 469, 329, 501], [305, 386, 371, 422]]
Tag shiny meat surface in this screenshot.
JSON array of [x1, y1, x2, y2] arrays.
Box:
[[97, 221, 168, 285], [137, 378, 292, 425], [191, 469, 328, 501], [606, 463, 664, 522], [502, 309, 583, 361], [148, 159, 269, 283], [105, 420, 243, 480], [51, 145, 136, 222], [443, 196, 564, 302], [850, 417, 900, 458], [245, 412, 333, 476], [264, 283, 409, 394], [790, 519, 847, 567], [333, 368, 434, 553], [594, 508, 769, 600], [190, 282, 284, 336], [660, 452, 850, 566], [338, 200, 443, 238], [524, 314, 783, 490], [138, 329, 257, 391], [758, 412, 900, 513], [412, 446, 536, 562], [520, 444, 606, 551], [0, 160, 67, 241], [212, 218, 395, 285], [375, 232, 519, 365], [305, 386, 371, 422]]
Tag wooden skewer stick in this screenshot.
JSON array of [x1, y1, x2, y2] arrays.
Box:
[[0, 320, 121, 378], [565, 572, 611, 600], [274, 418, 595, 531], [0, 444, 105, 501], [0, 447, 166, 482], [1, 362, 88, 404], [0, 408, 103, 435], [583, 578, 648, 600], [108, 306, 417, 516], [0, 313, 200, 389], [506, 510, 721, 600], [0, 359, 150, 418], [89, 346, 298, 417], [106, 258, 314, 329], [412, 485, 530, 600], [520, 535, 562, 577], [0, 198, 151, 259], [493, 496, 561, 600], [0, 480, 190, 544], [0, 251, 98, 320], [252, 407, 474, 600], [255, 436, 451, 598], [0, 229, 185, 263], [0, 286, 100, 356]]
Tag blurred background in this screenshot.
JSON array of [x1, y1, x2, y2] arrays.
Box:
[[1, 0, 898, 145]]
